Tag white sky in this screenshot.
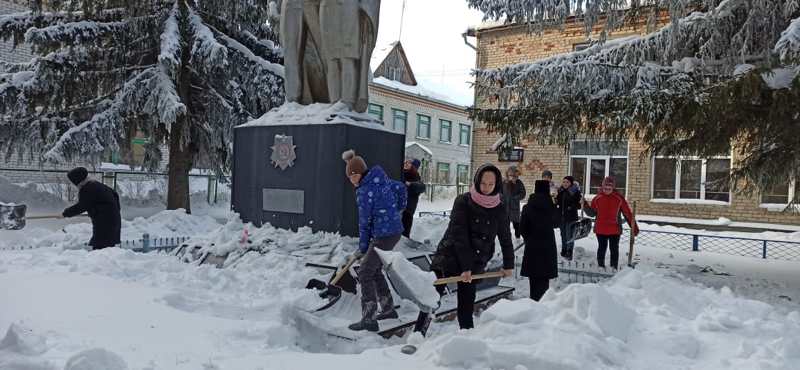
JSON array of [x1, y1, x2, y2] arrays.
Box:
[[375, 0, 485, 106]]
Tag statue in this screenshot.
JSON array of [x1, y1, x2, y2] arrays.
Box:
[[273, 0, 380, 113]]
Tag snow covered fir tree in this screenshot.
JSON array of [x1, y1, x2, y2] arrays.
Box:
[[467, 0, 800, 204], [0, 0, 284, 211]]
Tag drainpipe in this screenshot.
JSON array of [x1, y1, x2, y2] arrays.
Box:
[[462, 27, 477, 50]]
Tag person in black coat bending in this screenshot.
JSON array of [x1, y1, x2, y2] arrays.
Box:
[[401, 158, 426, 238], [430, 164, 515, 329], [61, 167, 121, 250], [520, 180, 559, 301], [555, 176, 582, 260]]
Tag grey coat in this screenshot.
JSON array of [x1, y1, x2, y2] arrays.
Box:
[[503, 179, 526, 223]]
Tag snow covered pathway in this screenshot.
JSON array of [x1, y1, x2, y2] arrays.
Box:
[[2, 211, 800, 369]]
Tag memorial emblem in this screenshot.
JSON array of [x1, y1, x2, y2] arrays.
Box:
[[270, 135, 297, 170]]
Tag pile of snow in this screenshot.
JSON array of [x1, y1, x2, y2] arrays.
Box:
[[0, 209, 222, 250], [64, 348, 128, 370], [414, 269, 800, 369], [376, 249, 439, 312], [240, 102, 394, 132]]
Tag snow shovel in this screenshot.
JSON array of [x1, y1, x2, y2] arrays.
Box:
[[0, 203, 27, 230], [305, 255, 359, 312], [627, 201, 637, 267]]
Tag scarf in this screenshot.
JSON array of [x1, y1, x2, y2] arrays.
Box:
[[470, 185, 501, 209]]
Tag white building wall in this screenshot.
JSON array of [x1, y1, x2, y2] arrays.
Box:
[[368, 84, 473, 186]]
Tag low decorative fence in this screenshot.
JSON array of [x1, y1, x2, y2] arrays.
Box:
[[420, 211, 800, 262]]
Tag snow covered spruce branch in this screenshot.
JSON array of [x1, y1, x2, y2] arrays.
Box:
[[0, 0, 284, 211], [469, 0, 800, 201]]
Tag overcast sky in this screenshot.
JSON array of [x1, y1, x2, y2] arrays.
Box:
[[375, 0, 485, 106]]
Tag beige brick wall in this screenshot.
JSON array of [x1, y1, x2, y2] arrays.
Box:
[[473, 16, 800, 225]]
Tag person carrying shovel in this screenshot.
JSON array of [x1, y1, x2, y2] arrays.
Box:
[[429, 164, 515, 330], [61, 167, 121, 250], [342, 150, 407, 332]]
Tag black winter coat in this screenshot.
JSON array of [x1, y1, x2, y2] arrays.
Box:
[[433, 193, 515, 275], [555, 186, 582, 224], [63, 181, 121, 249], [503, 179, 526, 223], [403, 169, 426, 214], [520, 192, 558, 279]]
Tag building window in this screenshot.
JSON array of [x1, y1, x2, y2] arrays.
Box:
[[761, 181, 797, 204], [459, 124, 471, 145], [498, 148, 524, 162], [392, 109, 407, 133], [368, 104, 384, 123], [439, 120, 452, 143], [416, 114, 431, 139], [652, 157, 732, 202], [437, 162, 451, 184], [457, 164, 470, 185], [569, 140, 628, 196]]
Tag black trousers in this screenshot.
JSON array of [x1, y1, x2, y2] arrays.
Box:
[[512, 222, 522, 238], [401, 210, 414, 238], [597, 234, 621, 268], [431, 270, 477, 330], [529, 278, 549, 301]]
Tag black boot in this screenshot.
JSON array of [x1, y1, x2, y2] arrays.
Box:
[[375, 309, 399, 321], [348, 319, 379, 332]]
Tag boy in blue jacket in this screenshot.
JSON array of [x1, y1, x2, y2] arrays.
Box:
[[342, 149, 407, 332]]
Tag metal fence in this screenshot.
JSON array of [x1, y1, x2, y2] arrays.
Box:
[[419, 211, 800, 262], [1, 234, 190, 252], [0, 167, 227, 205], [620, 228, 800, 261]]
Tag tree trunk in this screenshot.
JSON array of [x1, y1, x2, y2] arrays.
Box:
[[166, 0, 196, 213]]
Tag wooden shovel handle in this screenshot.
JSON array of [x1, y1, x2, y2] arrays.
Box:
[[25, 214, 64, 220], [330, 256, 358, 285], [434, 271, 507, 285], [26, 214, 88, 220]]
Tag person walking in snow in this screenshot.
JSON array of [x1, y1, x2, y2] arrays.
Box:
[[582, 176, 639, 269], [61, 167, 121, 250], [519, 180, 558, 301], [556, 176, 582, 260], [503, 166, 526, 239], [342, 149, 407, 332], [430, 164, 515, 329], [402, 158, 426, 238]]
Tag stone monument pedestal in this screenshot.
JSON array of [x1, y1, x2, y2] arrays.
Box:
[[232, 103, 405, 237]]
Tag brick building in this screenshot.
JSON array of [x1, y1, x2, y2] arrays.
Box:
[[472, 17, 800, 225]]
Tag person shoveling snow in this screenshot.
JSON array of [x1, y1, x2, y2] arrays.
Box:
[[342, 149, 407, 332], [61, 167, 122, 250]]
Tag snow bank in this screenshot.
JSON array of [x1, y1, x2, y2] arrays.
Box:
[[64, 348, 128, 370], [0, 175, 68, 210], [0, 323, 48, 356], [240, 102, 395, 133]]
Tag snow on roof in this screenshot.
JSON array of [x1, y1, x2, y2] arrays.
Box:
[[761, 67, 800, 90], [405, 141, 433, 156], [238, 102, 396, 133], [372, 76, 462, 107]]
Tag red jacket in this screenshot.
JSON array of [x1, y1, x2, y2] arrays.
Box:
[[586, 191, 638, 236]]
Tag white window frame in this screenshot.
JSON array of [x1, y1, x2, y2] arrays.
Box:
[[439, 119, 452, 143], [760, 179, 798, 210], [650, 155, 732, 205], [459, 123, 471, 146], [568, 140, 630, 198]]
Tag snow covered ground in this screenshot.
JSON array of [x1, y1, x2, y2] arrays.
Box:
[[1, 208, 800, 369]]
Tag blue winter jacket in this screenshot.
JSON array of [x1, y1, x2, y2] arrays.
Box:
[[356, 165, 407, 253]]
